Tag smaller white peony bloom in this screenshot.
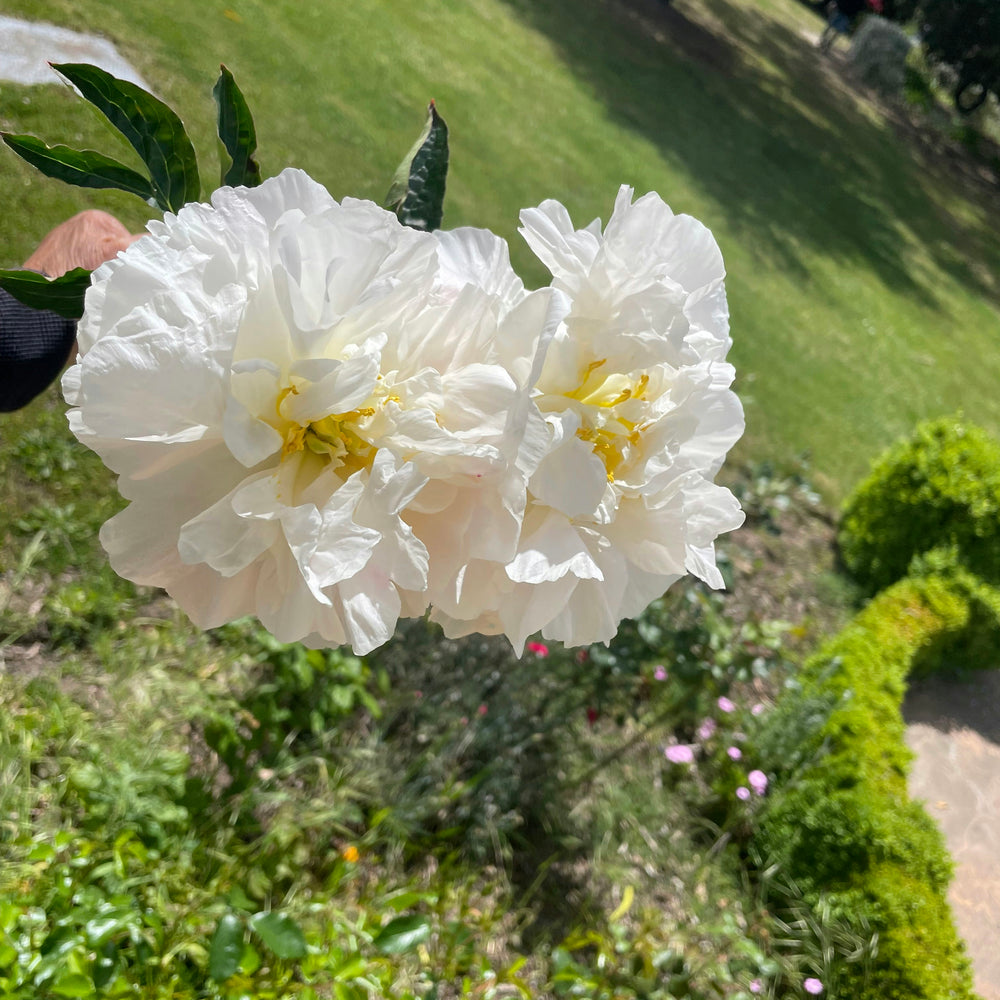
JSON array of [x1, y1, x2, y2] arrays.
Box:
[[431, 186, 745, 651], [64, 168, 562, 654]]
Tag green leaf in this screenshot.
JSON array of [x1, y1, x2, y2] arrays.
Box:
[[52, 62, 200, 212], [248, 911, 307, 960], [0, 267, 91, 320], [385, 101, 448, 232], [50, 972, 94, 998], [373, 914, 432, 955], [213, 65, 262, 188], [1, 133, 154, 201], [209, 913, 245, 982]]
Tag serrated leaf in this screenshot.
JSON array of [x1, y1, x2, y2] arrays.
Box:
[[1, 134, 155, 201], [248, 911, 307, 960], [208, 913, 244, 981], [0, 267, 91, 320], [386, 101, 448, 232], [213, 64, 262, 188], [52, 62, 200, 212], [373, 914, 432, 955]]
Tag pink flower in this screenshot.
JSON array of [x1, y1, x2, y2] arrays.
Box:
[[697, 718, 717, 741], [576, 648, 589, 663], [804, 978, 823, 995], [527, 641, 549, 658], [665, 744, 695, 764], [748, 769, 768, 795], [717, 696, 735, 713], [749, 980, 763, 994], [751, 702, 765, 716], [727, 746, 742, 760], [477, 703, 488, 717], [736, 786, 750, 801], [653, 665, 668, 681]]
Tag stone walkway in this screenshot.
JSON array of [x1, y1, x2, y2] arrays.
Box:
[[906, 671, 1000, 1000], [0, 14, 148, 89]]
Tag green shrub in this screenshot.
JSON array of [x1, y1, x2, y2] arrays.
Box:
[[752, 573, 989, 1000], [839, 416, 1000, 594], [848, 16, 913, 97]]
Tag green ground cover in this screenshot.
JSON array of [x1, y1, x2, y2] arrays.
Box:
[[1, 0, 999, 497]]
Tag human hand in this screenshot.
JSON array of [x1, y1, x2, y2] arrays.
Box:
[[23, 210, 143, 277]]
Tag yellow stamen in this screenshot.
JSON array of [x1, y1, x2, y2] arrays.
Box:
[[282, 424, 307, 458], [275, 383, 299, 419]]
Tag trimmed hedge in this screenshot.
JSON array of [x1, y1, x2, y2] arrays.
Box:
[[753, 570, 1000, 1000], [839, 417, 1000, 594]]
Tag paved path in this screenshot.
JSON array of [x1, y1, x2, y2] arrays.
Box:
[[0, 14, 148, 89], [905, 671, 1000, 1000]]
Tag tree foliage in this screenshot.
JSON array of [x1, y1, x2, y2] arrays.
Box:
[[888, 0, 1000, 111]]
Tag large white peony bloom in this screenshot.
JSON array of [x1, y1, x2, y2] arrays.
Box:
[[63, 169, 562, 653], [430, 186, 745, 651]]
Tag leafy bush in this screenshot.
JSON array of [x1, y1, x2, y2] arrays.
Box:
[[838, 416, 1000, 593], [848, 16, 915, 97], [752, 573, 989, 1000], [198, 620, 383, 792]]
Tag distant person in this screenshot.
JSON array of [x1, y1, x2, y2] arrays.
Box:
[[1, 211, 140, 412], [819, 0, 867, 52]]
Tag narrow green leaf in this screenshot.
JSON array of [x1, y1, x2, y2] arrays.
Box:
[[1, 133, 154, 201], [386, 101, 449, 232], [0, 268, 91, 320], [213, 65, 262, 188], [208, 913, 244, 982], [373, 914, 432, 955], [248, 911, 307, 960], [52, 62, 200, 212]]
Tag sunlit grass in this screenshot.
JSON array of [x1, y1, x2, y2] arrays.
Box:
[[2, 0, 999, 498]]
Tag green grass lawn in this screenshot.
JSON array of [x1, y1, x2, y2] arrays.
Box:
[[1, 0, 999, 498]]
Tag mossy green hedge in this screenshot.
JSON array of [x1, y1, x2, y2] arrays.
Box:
[[839, 417, 1000, 594], [753, 570, 1000, 1000]]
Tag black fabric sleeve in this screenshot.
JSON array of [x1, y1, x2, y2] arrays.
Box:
[[0, 287, 78, 412]]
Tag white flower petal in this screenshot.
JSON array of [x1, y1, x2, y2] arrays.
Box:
[[506, 509, 603, 584]]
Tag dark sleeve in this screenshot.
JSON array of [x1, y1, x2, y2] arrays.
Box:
[[0, 288, 78, 412]]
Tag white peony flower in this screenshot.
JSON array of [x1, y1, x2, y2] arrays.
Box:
[[63, 168, 562, 654], [431, 186, 745, 651]]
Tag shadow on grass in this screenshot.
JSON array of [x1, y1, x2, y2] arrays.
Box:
[[368, 623, 605, 947], [499, 0, 1000, 312]]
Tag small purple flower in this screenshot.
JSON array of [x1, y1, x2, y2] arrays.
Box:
[[736, 786, 751, 801], [749, 979, 763, 994], [748, 769, 768, 795], [804, 978, 824, 995], [751, 702, 766, 716], [654, 665, 668, 681], [717, 696, 735, 713], [665, 744, 695, 764], [727, 746, 742, 761], [697, 718, 717, 741]]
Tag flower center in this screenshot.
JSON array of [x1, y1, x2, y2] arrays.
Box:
[[565, 359, 649, 483], [276, 384, 382, 477]]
